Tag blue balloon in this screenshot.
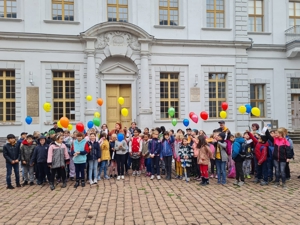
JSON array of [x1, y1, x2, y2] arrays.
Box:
[[117, 133, 124, 142], [87, 121, 94, 129], [245, 104, 252, 114], [25, 116, 32, 125], [183, 119, 189, 127]]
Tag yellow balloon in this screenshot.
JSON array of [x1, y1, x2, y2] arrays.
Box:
[[121, 108, 128, 117], [251, 107, 260, 117], [220, 111, 227, 119], [67, 124, 73, 131], [118, 97, 125, 105], [238, 105, 246, 114], [94, 112, 100, 118], [57, 121, 63, 128], [43, 102, 51, 112], [86, 95, 92, 101]]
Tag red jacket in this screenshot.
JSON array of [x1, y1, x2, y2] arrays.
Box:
[[249, 132, 269, 165]]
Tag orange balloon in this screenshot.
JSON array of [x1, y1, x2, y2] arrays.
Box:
[[97, 98, 103, 106], [60, 117, 69, 128]]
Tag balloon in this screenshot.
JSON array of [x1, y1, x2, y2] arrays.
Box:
[[25, 116, 32, 125], [220, 111, 227, 119], [191, 114, 198, 123], [94, 112, 100, 118], [93, 117, 101, 127], [87, 121, 94, 129], [168, 107, 175, 117], [43, 102, 51, 112], [245, 104, 252, 114], [118, 97, 125, 105], [60, 117, 69, 128], [251, 107, 261, 117], [189, 112, 195, 119], [171, 118, 177, 126], [238, 105, 247, 114], [117, 133, 124, 142], [97, 98, 103, 106], [121, 108, 128, 117], [86, 95, 92, 101], [57, 121, 63, 128], [183, 119, 189, 127], [67, 124, 73, 131], [221, 102, 228, 111], [76, 123, 84, 133], [200, 111, 209, 121]]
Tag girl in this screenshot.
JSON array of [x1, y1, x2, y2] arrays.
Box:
[[178, 138, 194, 182], [139, 134, 146, 174], [72, 132, 87, 188], [243, 132, 254, 179], [174, 133, 183, 179], [47, 134, 70, 190], [64, 130, 74, 180], [129, 129, 142, 176], [160, 131, 175, 180], [99, 133, 111, 180], [207, 133, 217, 178], [142, 134, 151, 177], [197, 135, 213, 186], [143, 127, 150, 136], [149, 130, 162, 180], [109, 133, 117, 178], [114, 133, 128, 180], [214, 133, 228, 185], [192, 135, 200, 180]]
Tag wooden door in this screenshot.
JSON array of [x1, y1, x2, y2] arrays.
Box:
[[106, 84, 132, 131], [292, 95, 300, 130]]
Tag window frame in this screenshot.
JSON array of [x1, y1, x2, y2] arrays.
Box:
[[52, 0, 74, 21], [250, 84, 265, 118], [206, 0, 225, 28], [248, 0, 264, 32], [107, 0, 128, 22], [289, 1, 300, 28], [208, 73, 226, 118], [0, 0, 17, 18], [159, 0, 179, 26]]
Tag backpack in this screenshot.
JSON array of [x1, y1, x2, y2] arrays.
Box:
[[286, 137, 294, 158], [239, 142, 247, 158]]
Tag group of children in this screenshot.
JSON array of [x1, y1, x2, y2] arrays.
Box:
[[2, 121, 296, 190]]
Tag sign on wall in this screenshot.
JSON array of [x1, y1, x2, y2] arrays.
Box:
[[27, 87, 39, 124], [190, 87, 200, 102]]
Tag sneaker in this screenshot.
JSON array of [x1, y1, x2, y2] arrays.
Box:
[[117, 176, 121, 181], [179, 176, 183, 180], [132, 171, 136, 176], [253, 178, 260, 183], [89, 180, 94, 185], [282, 183, 287, 189], [210, 174, 214, 178], [260, 181, 268, 186], [233, 180, 239, 185], [104, 175, 110, 180], [114, 174, 117, 178], [97, 176, 101, 181], [70, 177, 75, 181], [286, 177, 291, 181], [214, 175, 218, 179], [137, 171, 141, 177], [16, 183, 21, 188], [121, 175, 124, 180], [238, 181, 244, 187], [93, 179, 97, 184], [29, 182, 34, 186], [157, 175, 161, 180], [150, 175, 155, 180], [186, 178, 190, 182], [247, 175, 251, 179], [273, 182, 280, 187], [22, 181, 28, 186], [110, 174, 113, 178], [7, 185, 15, 189], [298, 175, 300, 179]]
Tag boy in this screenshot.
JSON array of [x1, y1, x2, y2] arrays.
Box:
[[231, 133, 245, 187], [3, 134, 21, 189], [148, 130, 162, 180], [243, 132, 254, 179]]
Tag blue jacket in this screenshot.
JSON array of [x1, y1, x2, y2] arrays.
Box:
[[3, 142, 20, 163], [148, 138, 161, 156], [86, 141, 101, 161], [232, 137, 245, 161], [72, 139, 87, 164], [31, 143, 49, 164], [160, 136, 175, 158]]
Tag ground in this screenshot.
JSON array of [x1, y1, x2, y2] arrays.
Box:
[[0, 146, 300, 225]]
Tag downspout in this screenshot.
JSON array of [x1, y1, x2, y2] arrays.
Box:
[[246, 38, 254, 51]]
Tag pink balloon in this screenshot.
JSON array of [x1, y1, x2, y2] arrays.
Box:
[[191, 114, 198, 123], [189, 112, 195, 119]]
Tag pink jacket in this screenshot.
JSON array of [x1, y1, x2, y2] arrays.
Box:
[[47, 142, 70, 168]]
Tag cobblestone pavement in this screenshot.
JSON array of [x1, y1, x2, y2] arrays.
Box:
[[0, 146, 300, 225]]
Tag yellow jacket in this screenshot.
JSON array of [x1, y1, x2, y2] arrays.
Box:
[[101, 140, 111, 161]]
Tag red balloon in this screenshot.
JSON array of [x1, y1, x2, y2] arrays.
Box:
[[191, 114, 198, 123], [76, 122, 84, 133], [221, 102, 228, 111], [189, 112, 195, 119], [200, 111, 209, 121]]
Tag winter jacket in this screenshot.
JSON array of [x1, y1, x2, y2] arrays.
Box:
[[129, 137, 142, 159], [20, 140, 37, 165], [160, 136, 175, 158], [249, 132, 269, 165], [232, 137, 245, 162], [72, 139, 87, 164], [64, 136, 73, 153], [85, 141, 101, 161], [197, 145, 213, 165], [178, 145, 194, 167], [115, 140, 128, 155], [31, 143, 49, 164], [100, 139, 111, 161], [47, 142, 70, 168], [173, 140, 182, 161], [148, 138, 161, 156], [214, 141, 228, 162], [3, 142, 20, 163], [244, 139, 254, 159], [141, 140, 150, 158]]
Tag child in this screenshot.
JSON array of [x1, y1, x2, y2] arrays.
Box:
[[3, 134, 21, 189], [242, 132, 254, 179], [178, 137, 194, 182], [160, 131, 175, 180], [114, 133, 128, 180], [285, 130, 294, 180], [139, 134, 146, 173], [267, 130, 275, 182], [99, 133, 111, 180], [85, 133, 101, 185], [63, 130, 74, 180], [148, 130, 162, 180], [174, 133, 183, 179], [30, 136, 51, 185], [47, 134, 70, 190], [129, 128, 142, 176], [141, 134, 151, 176], [72, 132, 87, 188], [192, 133, 200, 180], [207, 133, 218, 178], [20, 134, 37, 186], [197, 135, 213, 186], [109, 134, 117, 178], [231, 133, 245, 187], [214, 133, 227, 185]]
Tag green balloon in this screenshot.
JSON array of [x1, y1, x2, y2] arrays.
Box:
[[93, 117, 101, 127], [168, 107, 175, 117], [171, 118, 177, 126]]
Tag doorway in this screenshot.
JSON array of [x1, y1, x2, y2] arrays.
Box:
[[106, 84, 132, 130], [291, 94, 300, 129]]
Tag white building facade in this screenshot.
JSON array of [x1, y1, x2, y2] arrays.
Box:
[[0, 0, 299, 137]]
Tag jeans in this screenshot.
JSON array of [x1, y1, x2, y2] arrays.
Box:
[[257, 161, 268, 182], [253, 156, 258, 177], [99, 160, 108, 178], [274, 160, 286, 184], [215, 160, 226, 184], [125, 153, 129, 172], [163, 156, 173, 178], [285, 162, 290, 179], [88, 160, 98, 181], [132, 158, 140, 171], [23, 165, 34, 182], [200, 164, 208, 178], [243, 159, 251, 176], [115, 154, 126, 176], [6, 163, 20, 185], [182, 166, 191, 178], [37, 163, 51, 183], [145, 158, 152, 173], [50, 167, 66, 183], [235, 161, 244, 182], [75, 163, 86, 180], [267, 157, 274, 179], [127, 155, 132, 169], [151, 156, 160, 175]]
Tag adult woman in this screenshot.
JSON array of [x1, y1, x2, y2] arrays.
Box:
[[109, 123, 125, 137]]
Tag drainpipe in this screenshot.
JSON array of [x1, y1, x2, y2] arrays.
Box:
[[246, 38, 254, 51]]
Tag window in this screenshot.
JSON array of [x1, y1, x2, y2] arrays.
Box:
[[53, 71, 75, 121], [248, 0, 263, 32], [159, 0, 178, 26], [108, 0, 128, 22], [52, 0, 74, 21], [209, 73, 226, 118], [289, 1, 300, 27], [250, 84, 265, 117], [0, 71, 15, 122], [206, 0, 225, 28], [291, 78, 300, 89], [160, 73, 179, 119], [0, 0, 17, 18]]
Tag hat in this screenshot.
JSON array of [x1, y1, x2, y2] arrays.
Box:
[[53, 122, 57, 125], [7, 134, 16, 139], [218, 121, 225, 124], [48, 130, 55, 135], [116, 122, 122, 129], [186, 128, 192, 131], [21, 132, 28, 136], [192, 129, 198, 133]]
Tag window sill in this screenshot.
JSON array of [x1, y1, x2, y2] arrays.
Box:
[[0, 18, 22, 22], [43, 20, 80, 25], [247, 32, 272, 35], [202, 27, 232, 31], [153, 25, 185, 29], [0, 122, 22, 126]]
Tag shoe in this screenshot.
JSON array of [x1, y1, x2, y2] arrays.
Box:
[[233, 180, 239, 185], [186, 178, 190, 182], [150, 175, 154, 180], [70, 177, 75, 181], [179, 176, 183, 180], [89, 180, 94, 185], [7, 185, 15, 189], [121, 175, 124, 180], [110, 174, 113, 178], [137, 171, 141, 177], [268, 177, 273, 182], [273, 182, 280, 187], [214, 175, 218, 179], [104, 175, 110, 180], [37, 181, 42, 185], [210, 174, 214, 178], [93, 179, 97, 184], [161, 170, 166, 175], [252, 178, 260, 183], [298, 175, 300, 179], [29, 182, 34, 186], [166, 175, 171, 181], [81, 180, 85, 187], [238, 181, 244, 187], [117, 176, 121, 180], [157, 175, 161, 180], [260, 181, 268, 186], [206, 179, 210, 185], [114, 174, 117, 178], [97, 177, 101, 181], [247, 175, 251, 179], [282, 183, 287, 189], [49, 182, 55, 191], [286, 177, 291, 181], [22, 181, 28, 186], [62, 180, 67, 188], [74, 180, 80, 188], [200, 177, 205, 185], [16, 183, 21, 188], [201, 178, 208, 186]]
